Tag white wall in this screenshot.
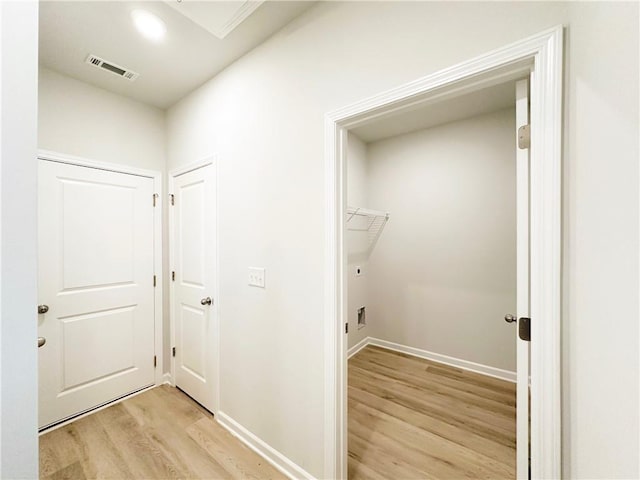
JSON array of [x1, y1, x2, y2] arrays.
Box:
[[37, 67, 172, 372], [365, 108, 516, 372], [0, 1, 39, 478], [346, 133, 369, 350], [38, 67, 165, 170], [166, 2, 639, 478], [563, 4, 638, 475]]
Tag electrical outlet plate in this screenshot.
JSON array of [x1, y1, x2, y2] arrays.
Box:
[[248, 267, 265, 288]]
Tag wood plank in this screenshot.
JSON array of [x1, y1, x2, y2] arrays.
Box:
[[349, 366, 516, 441], [350, 355, 515, 414], [39, 426, 80, 477], [349, 384, 515, 467], [359, 346, 515, 395], [122, 387, 231, 479], [42, 461, 87, 480], [39, 414, 134, 479], [186, 417, 285, 479], [349, 346, 516, 479], [350, 402, 513, 478], [39, 385, 286, 480], [94, 402, 183, 479], [352, 346, 515, 401]]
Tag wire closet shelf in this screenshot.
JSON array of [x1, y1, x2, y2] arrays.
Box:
[[346, 206, 389, 251]]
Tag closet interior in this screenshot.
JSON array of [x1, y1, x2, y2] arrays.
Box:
[[346, 79, 521, 479]]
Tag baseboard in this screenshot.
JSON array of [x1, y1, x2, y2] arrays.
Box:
[[162, 372, 173, 385], [365, 337, 517, 383], [216, 411, 315, 480], [347, 336, 371, 359]]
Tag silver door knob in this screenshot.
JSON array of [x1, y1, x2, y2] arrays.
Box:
[[38, 304, 49, 314], [200, 297, 213, 306], [504, 314, 517, 323], [38, 337, 46, 348]]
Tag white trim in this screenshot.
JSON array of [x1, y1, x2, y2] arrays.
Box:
[[367, 338, 516, 383], [168, 156, 220, 415], [36, 150, 165, 388], [169, 156, 214, 178], [216, 412, 315, 480], [528, 27, 563, 480], [152, 168, 164, 387], [348, 337, 515, 382], [325, 26, 563, 480], [162, 372, 173, 385], [347, 337, 370, 359], [38, 149, 158, 179]]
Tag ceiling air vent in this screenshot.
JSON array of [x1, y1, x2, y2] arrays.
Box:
[[85, 54, 139, 81]]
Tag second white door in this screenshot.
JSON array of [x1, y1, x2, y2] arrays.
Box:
[[171, 163, 217, 412]]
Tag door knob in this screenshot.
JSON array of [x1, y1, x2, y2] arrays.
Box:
[[200, 297, 213, 306], [504, 314, 517, 323], [38, 304, 49, 314], [38, 337, 46, 348]]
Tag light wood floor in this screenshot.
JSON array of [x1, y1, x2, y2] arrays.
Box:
[[39, 385, 286, 480], [348, 346, 516, 480]]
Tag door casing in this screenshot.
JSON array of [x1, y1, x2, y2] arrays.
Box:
[[37, 149, 165, 393], [324, 26, 563, 480], [168, 156, 220, 415]]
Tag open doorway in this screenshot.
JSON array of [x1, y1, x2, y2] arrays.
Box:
[[324, 27, 563, 480], [344, 80, 522, 478]]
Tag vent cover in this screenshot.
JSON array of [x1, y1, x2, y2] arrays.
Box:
[[85, 54, 139, 81]]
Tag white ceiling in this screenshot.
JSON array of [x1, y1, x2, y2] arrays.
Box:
[[39, 1, 315, 109], [351, 81, 517, 144]]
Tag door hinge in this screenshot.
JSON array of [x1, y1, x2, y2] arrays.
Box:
[[172, 271, 175, 281], [518, 124, 530, 149], [345, 322, 349, 334], [172, 347, 176, 357], [169, 194, 175, 206], [153, 193, 159, 207], [153, 275, 157, 287], [519, 317, 531, 342], [153, 355, 157, 368]]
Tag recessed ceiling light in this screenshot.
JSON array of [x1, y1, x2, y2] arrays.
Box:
[[131, 9, 166, 42]]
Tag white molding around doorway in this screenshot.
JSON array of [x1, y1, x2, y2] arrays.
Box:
[[37, 149, 165, 387], [324, 26, 563, 480]]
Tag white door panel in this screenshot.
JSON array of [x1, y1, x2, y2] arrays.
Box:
[[38, 160, 155, 428], [515, 78, 531, 479], [172, 164, 217, 412]]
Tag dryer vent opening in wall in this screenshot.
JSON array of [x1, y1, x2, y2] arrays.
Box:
[[85, 54, 140, 81], [357, 306, 366, 329]]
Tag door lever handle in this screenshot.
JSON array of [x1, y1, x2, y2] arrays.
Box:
[[200, 297, 213, 306]]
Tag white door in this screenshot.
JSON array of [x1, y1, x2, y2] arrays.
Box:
[[515, 78, 531, 480], [171, 164, 217, 412], [38, 160, 156, 429]]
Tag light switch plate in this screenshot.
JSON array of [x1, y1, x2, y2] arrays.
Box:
[[248, 267, 265, 288]]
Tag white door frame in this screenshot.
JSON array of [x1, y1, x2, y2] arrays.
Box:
[[37, 149, 165, 387], [324, 26, 563, 479], [168, 156, 220, 415]]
